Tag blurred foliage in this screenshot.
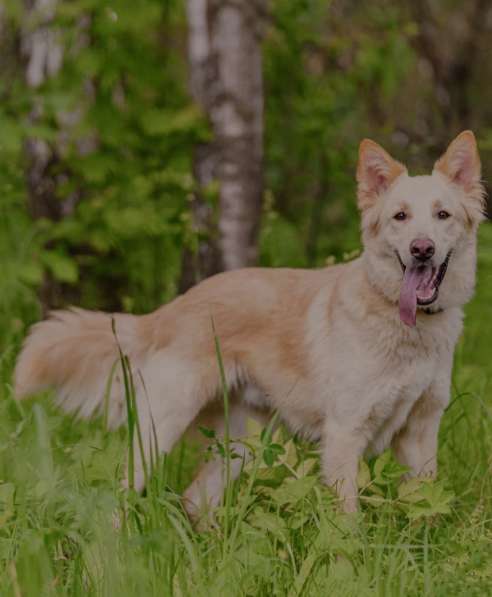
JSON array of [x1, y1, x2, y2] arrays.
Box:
[[0, 0, 491, 349], [262, 0, 415, 265], [0, 0, 201, 341]]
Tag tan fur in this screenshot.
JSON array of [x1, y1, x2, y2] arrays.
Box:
[[14, 132, 485, 515], [356, 138, 407, 213], [434, 130, 486, 227]]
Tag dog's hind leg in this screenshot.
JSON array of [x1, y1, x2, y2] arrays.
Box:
[[127, 396, 205, 492], [183, 398, 270, 522], [124, 354, 218, 492]]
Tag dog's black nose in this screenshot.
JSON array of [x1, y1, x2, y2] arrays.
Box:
[[410, 238, 435, 261]]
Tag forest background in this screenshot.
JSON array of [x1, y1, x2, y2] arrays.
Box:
[[1, 0, 492, 595]]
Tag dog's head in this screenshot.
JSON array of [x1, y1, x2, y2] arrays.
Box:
[[357, 131, 486, 326]]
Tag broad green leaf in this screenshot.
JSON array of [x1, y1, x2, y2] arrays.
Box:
[[197, 426, 216, 439], [263, 443, 285, 466], [397, 479, 454, 519], [398, 477, 427, 503], [265, 475, 318, 506], [41, 250, 79, 284], [248, 510, 288, 542], [254, 464, 291, 489], [19, 261, 44, 285]]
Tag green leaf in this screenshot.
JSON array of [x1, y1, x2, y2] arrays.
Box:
[[398, 479, 454, 520], [254, 465, 291, 489], [140, 106, 205, 137], [263, 443, 285, 466], [41, 250, 79, 284], [398, 477, 427, 503], [266, 475, 318, 507], [372, 450, 408, 486], [19, 261, 44, 286], [0, 115, 23, 153], [198, 426, 216, 439], [248, 510, 288, 542]]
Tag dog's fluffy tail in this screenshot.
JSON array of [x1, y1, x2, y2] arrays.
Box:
[[14, 308, 146, 427]]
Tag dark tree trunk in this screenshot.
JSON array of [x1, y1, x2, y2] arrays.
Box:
[[407, 0, 491, 214], [408, 0, 490, 131]]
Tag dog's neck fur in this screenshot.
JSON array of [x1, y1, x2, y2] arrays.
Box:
[[422, 306, 444, 316]]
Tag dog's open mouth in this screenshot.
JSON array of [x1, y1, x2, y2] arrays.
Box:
[[397, 251, 451, 327]]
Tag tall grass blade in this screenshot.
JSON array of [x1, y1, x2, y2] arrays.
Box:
[[211, 317, 232, 545]]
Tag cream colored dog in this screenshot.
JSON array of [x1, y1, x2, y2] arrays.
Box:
[[14, 131, 486, 515]]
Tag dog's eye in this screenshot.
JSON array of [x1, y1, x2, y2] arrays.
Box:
[[394, 211, 407, 221], [437, 210, 451, 220]]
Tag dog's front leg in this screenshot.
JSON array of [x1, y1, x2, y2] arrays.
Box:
[[322, 419, 368, 513], [392, 380, 449, 479]]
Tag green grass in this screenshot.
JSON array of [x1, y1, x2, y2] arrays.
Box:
[[1, 226, 492, 596]]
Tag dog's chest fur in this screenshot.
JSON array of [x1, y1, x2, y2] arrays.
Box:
[[283, 277, 464, 451]]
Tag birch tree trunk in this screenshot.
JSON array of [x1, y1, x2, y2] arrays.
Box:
[[22, 0, 63, 219], [22, 0, 64, 311], [182, 0, 265, 290], [21, 1, 95, 311]]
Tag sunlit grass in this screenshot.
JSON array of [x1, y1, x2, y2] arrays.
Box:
[[0, 226, 491, 596]]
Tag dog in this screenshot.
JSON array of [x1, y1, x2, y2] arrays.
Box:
[[14, 131, 486, 515]]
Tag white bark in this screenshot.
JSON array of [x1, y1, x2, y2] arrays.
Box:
[[21, 1, 95, 308], [184, 0, 265, 283], [211, 0, 264, 270], [22, 0, 63, 223], [186, 0, 211, 103], [22, 0, 62, 88]]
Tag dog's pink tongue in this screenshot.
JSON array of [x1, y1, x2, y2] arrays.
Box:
[[399, 266, 427, 327]]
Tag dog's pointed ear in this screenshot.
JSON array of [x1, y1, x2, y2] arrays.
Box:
[[433, 130, 481, 192], [356, 139, 406, 211], [434, 131, 486, 225]]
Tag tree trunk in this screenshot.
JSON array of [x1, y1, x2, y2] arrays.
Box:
[[22, 0, 64, 222], [181, 0, 265, 291], [21, 0, 64, 311], [408, 0, 490, 131], [21, 2, 96, 311], [407, 0, 491, 214]]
